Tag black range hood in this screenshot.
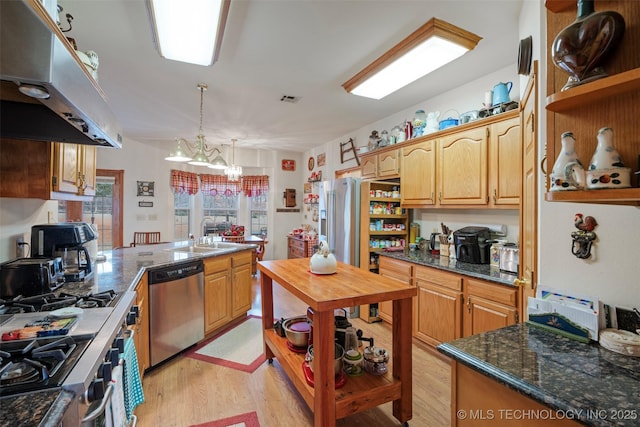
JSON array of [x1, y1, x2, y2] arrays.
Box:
[[0, 0, 122, 148]]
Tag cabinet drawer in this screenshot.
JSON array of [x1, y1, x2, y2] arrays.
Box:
[[289, 246, 305, 258], [466, 278, 518, 307], [379, 257, 413, 279], [415, 265, 462, 291], [232, 251, 252, 267], [205, 256, 230, 275]]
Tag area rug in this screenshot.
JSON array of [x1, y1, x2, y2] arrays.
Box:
[[189, 411, 260, 427], [186, 315, 265, 373]]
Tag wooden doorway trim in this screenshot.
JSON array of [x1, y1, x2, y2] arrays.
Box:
[[97, 169, 124, 249]]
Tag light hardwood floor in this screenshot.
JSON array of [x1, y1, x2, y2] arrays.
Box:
[[135, 272, 451, 427]]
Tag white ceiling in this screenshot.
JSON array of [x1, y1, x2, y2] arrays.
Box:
[[62, 0, 523, 153]]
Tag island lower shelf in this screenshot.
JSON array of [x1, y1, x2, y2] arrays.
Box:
[[264, 328, 401, 419]]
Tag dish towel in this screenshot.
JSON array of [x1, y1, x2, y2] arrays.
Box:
[[109, 364, 127, 427], [122, 337, 145, 423]]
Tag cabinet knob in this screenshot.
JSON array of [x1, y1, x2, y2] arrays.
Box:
[[513, 278, 530, 288]]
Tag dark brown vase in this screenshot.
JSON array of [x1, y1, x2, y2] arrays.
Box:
[[551, 0, 625, 91]]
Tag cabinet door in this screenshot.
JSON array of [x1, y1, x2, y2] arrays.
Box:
[[52, 142, 79, 193], [377, 149, 400, 178], [79, 145, 97, 196], [360, 154, 377, 179], [134, 274, 149, 377], [438, 127, 488, 205], [415, 280, 462, 347], [400, 140, 436, 206], [204, 271, 231, 334], [378, 257, 413, 324], [464, 295, 517, 336], [489, 117, 521, 206], [232, 263, 252, 318]]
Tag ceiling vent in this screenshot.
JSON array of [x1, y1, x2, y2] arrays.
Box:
[[280, 95, 299, 103]]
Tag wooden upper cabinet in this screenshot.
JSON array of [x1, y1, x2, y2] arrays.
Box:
[[360, 147, 400, 180], [360, 154, 377, 179], [438, 126, 488, 205], [377, 149, 400, 178], [489, 115, 521, 207], [51, 142, 97, 197], [52, 143, 80, 193], [0, 138, 97, 200], [400, 140, 436, 206]]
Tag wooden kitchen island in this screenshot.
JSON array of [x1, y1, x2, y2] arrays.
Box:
[[258, 258, 417, 427]]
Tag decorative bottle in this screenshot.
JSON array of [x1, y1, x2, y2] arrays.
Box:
[[551, 0, 625, 91], [587, 127, 631, 189], [550, 131, 583, 191]]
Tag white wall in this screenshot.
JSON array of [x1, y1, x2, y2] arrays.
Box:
[[96, 139, 303, 260], [0, 198, 59, 261]]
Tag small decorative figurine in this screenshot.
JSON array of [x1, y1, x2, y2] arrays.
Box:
[[412, 110, 426, 138], [571, 213, 598, 259]]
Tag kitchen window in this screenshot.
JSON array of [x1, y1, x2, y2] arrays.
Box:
[[250, 193, 268, 237], [173, 191, 191, 241], [202, 192, 238, 232]]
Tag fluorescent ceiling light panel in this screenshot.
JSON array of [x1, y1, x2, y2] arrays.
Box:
[[343, 18, 481, 100], [149, 0, 229, 66]]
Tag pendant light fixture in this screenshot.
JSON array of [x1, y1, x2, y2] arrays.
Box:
[[224, 138, 243, 181], [164, 83, 228, 169]]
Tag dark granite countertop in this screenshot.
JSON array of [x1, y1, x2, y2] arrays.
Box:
[[6, 241, 254, 426], [62, 241, 257, 296], [0, 389, 74, 427], [438, 323, 640, 426], [380, 249, 517, 286]]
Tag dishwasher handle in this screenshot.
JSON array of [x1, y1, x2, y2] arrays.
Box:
[[148, 260, 204, 284]]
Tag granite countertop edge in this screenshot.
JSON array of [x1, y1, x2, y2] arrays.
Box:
[[437, 342, 580, 417], [379, 251, 517, 287]]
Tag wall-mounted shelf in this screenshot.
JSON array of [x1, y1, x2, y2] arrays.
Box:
[[546, 68, 640, 112], [544, 1, 639, 206], [544, 188, 640, 206]]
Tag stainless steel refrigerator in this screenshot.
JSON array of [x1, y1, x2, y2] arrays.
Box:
[[318, 177, 360, 267]]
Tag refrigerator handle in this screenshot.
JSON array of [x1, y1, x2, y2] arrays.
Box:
[[327, 190, 336, 252]]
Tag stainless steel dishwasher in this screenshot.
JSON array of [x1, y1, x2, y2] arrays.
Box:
[[148, 259, 204, 367]]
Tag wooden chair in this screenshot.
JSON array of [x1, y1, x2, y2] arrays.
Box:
[[130, 232, 162, 247]]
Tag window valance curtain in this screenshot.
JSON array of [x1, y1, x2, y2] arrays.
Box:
[[242, 175, 270, 197], [170, 170, 199, 195], [199, 174, 241, 196]]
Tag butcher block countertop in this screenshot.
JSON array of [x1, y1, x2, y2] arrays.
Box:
[[258, 258, 417, 427], [438, 323, 640, 426]]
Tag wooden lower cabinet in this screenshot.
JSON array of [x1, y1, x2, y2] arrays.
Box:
[[414, 266, 463, 346], [204, 256, 231, 334], [452, 362, 582, 426], [287, 236, 316, 259], [374, 257, 412, 324], [231, 251, 253, 318], [411, 264, 519, 348], [204, 251, 253, 335], [133, 274, 149, 378], [464, 278, 518, 337]]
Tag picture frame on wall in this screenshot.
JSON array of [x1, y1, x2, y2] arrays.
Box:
[[304, 182, 312, 193], [281, 159, 296, 171], [317, 152, 326, 166], [137, 181, 154, 197]]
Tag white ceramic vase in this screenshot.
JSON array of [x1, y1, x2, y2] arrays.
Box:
[[586, 127, 631, 189], [550, 131, 585, 191]]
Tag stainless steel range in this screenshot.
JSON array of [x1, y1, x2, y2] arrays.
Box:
[[0, 290, 138, 426]]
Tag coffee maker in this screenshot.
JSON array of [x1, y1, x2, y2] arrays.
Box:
[[31, 223, 96, 281], [453, 226, 492, 264]]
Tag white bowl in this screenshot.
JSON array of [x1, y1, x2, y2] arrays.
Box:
[[586, 167, 631, 189]]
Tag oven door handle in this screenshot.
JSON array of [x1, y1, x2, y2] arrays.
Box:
[[80, 382, 114, 426]]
